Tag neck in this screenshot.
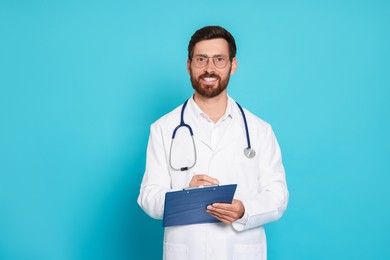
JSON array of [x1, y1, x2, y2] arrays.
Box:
[[193, 91, 228, 123]]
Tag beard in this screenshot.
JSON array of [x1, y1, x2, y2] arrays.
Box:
[[190, 67, 231, 98]]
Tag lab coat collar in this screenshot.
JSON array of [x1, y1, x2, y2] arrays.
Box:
[[186, 95, 243, 152], [187, 95, 234, 122]]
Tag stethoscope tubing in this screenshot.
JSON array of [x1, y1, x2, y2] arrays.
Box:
[[235, 102, 252, 150], [169, 99, 197, 171]]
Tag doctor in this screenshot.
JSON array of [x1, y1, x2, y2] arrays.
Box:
[[138, 26, 288, 260]]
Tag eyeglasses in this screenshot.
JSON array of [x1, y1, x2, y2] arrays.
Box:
[[191, 54, 230, 69]]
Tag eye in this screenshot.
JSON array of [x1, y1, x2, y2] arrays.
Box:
[[196, 57, 205, 62]]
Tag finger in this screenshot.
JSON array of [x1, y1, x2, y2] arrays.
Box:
[[194, 174, 219, 185], [189, 174, 219, 187], [208, 203, 244, 220], [207, 210, 232, 223], [211, 203, 233, 210], [189, 180, 216, 187], [207, 206, 237, 219], [212, 200, 244, 218], [198, 180, 217, 186], [207, 210, 235, 224], [212, 199, 241, 209], [207, 204, 231, 214]]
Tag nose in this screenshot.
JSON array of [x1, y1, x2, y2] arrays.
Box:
[[204, 57, 216, 73]]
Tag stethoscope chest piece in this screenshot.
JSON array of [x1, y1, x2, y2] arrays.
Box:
[[244, 147, 256, 158]]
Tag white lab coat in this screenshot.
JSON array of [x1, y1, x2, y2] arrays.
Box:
[[138, 96, 288, 260]]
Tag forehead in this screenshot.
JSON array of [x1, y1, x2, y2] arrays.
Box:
[[193, 38, 229, 56]]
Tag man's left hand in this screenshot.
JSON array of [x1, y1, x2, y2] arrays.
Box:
[[206, 199, 245, 224]]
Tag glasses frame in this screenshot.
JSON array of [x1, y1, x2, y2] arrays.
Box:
[[191, 54, 231, 69]]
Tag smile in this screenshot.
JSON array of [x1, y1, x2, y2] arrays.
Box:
[[202, 77, 218, 82]]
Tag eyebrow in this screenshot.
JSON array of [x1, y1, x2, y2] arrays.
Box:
[[194, 54, 226, 57]]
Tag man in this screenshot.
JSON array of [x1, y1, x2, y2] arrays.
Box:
[[138, 26, 288, 260]]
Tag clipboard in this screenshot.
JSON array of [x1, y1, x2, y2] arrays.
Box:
[[163, 184, 237, 227]]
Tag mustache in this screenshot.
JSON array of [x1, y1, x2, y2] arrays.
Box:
[[199, 73, 221, 80]]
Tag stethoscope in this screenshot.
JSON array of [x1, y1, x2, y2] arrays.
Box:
[[169, 99, 256, 171]]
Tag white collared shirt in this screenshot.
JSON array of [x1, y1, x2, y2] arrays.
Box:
[[187, 96, 233, 150]]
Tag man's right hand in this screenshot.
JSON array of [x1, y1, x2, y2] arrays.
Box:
[[189, 174, 219, 188]]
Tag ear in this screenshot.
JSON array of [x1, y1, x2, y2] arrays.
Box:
[[230, 57, 237, 75], [187, 59, 191, 74]]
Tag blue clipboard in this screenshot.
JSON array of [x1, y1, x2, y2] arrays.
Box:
[[163, 184, 237, 227]]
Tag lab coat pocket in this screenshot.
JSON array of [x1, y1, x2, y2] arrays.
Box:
[[164, 242, 188, 260], [233, 243, 265, 260], [233, 156, 259, 168]]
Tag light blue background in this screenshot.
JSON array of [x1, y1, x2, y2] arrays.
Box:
[[1, 0, 389, 259]]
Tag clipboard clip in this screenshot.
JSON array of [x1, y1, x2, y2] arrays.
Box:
[[183, 184, 219, 191]]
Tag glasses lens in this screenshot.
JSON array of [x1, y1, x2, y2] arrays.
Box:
[[193, 56, 207, 67], [213, 56, 228, 68]]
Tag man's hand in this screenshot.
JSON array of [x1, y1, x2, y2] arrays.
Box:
[[189, 174, 219, 187], [206, 199, 245, 224]]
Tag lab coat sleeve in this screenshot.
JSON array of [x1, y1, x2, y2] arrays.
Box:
[[137, 123, 171, 219], [232, 124, 289, 231]]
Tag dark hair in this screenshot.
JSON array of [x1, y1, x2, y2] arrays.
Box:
[[188, 26, 237, 60]]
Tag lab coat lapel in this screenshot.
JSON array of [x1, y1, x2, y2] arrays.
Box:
[[214, 115, 244, 153], [187, 113, 213, 151], [194, 128, 213, 151]]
